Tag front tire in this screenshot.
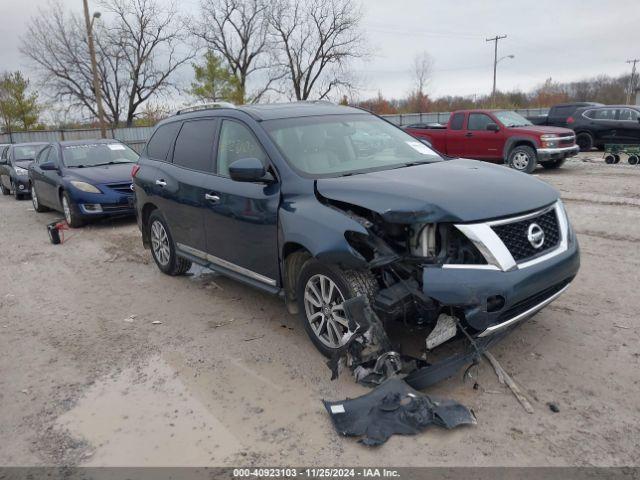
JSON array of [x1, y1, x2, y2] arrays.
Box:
[[62, 192, 85, 228], [148, 211, 191, 276], [295, 259, 378, 357], [12, 181, 23, 200], [508, 145, 538, 173], [0, 179, 9, 196]]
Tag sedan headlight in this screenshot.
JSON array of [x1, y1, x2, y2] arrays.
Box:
[[70, 181, 102, 194], [14, 167, 28, 176]]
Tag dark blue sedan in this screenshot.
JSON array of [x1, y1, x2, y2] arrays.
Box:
[[28, 140, 139, 227]]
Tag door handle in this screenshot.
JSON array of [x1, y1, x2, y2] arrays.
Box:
[[205, 193, 220, 203], [155, 179, 167, 187], [465, 132, 473, 137]]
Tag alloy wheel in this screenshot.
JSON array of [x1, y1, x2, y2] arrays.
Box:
[[32, 187, 39, 210], [512, 152, 530, 170], [62, 196, 72, 224], [303, 274, 350, 348], [151, 220, 171, 267]]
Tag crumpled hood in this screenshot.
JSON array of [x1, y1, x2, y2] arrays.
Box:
[[316, 159, 559, 224], [65, 163, 133, 185]]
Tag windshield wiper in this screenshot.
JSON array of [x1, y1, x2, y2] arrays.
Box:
[[92, 161, 133, 167]]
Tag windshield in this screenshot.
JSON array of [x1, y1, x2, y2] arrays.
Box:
[[62, 143, 139, 168], [494, 111, 533, 127], [14, 144, 47, 161], [263, 114, 442, 177]]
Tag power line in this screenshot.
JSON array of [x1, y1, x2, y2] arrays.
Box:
[[486, 35, 507, 101]]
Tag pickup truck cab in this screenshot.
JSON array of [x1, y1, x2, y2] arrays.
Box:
[[405, 109, 579, 173]]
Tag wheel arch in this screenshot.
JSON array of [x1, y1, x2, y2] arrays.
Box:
[[503, 136, 538, 161]]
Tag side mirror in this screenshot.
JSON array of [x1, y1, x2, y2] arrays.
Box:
[[40, 162, 58, 171], [486, 123, 500, 132], [418, 138, 433, 148], [229, 157, 272, 183]]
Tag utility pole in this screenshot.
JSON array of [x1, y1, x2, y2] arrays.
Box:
[[486, 34, 507, 103], [626, 59, 639, 104], [82, 0, 107, 138]]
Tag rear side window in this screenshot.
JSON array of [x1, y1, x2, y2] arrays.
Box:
[[551, 106, 573, 117], [467, 113, 493, 130], [450, 113, 465, 130], [590, 108, 617, 120], [173, 119, 218, 171], [618, 108, 639, 121], [146, 122, 181, 161]]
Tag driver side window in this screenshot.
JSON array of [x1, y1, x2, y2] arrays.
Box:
[[36, 147, 51, 164], [467, 113, 493, 130], [47, 146, 60, 165], [216, 120, 267, 177]]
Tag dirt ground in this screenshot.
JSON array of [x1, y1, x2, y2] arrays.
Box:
[[1, 153, 639, 467]]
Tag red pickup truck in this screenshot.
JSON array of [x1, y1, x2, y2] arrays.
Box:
[[405, 109, 579, 173]]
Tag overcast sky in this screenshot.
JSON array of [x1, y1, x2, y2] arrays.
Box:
[[1, 0, 638, 102]]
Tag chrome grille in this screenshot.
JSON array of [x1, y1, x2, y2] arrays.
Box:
[[491, 209, 560, 262]]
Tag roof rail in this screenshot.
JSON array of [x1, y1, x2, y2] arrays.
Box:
[[175, 102, 236, 115]]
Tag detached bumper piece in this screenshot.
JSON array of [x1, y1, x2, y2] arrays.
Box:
[[323, 377, 476, 446]]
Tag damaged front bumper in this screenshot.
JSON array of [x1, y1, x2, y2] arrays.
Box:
[[422, 234, 579, 335]]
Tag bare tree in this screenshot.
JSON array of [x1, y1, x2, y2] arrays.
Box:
[[192, 0, 275, 103], [412, 51, 433, 96], [405, 51, 433, 112], [104, 0, 194, 125], [21, 0, 193, 126], [269, 0, 365, 100]]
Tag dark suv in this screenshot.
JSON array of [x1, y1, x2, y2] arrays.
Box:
[[569, 105, 640, 151], [134, 102, 579, 382]]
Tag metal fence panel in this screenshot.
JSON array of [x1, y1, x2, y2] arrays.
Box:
[[0, 108, 552, 144]]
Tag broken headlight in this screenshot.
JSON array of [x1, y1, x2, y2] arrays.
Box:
[[409, 223, 437, 258], [410, 223, 487, 265]]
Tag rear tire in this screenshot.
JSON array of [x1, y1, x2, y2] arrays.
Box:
[[31, 185, 49, 212], [295, 258, 378, 358], [605, 154, 616, 164], [148, 210, 191, 276], [507, 145, 538, 173], [576, 132, 594, 152]]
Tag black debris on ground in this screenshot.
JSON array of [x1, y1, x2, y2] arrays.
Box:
[[323, 377, 476, 446]]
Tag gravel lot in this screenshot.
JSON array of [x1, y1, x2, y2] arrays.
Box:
[[1, 153, 639, 467]]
